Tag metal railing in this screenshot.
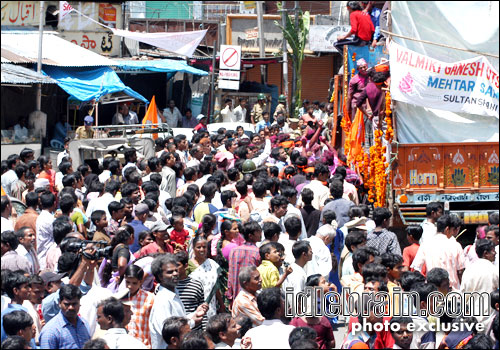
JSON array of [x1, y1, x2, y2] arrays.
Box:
[[186, 2, 248, 21], [91, 123, 173, 138]]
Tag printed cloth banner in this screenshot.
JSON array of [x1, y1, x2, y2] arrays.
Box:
[[389, 41, 499, 118], [110, 28, 208, 58], [59, 1, 74, 20]]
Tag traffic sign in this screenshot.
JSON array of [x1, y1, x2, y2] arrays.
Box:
[[220, 45, 241, 70]]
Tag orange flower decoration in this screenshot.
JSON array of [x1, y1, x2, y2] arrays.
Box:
[[366, 125, 389, 208], [385, 92, 394, 143]]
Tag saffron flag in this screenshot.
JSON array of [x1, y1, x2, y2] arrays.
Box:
[[142, 95, 159, 139], [346, 109, 365, 163]]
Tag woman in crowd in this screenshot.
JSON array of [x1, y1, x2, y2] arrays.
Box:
[[187, 235, 225, 318], [37, 156, 56, 194], [100, 226, 135, 292]]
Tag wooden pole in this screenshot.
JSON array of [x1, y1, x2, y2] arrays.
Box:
[[331, 75, 339, 147], [209, 39, 217, 122], [341, 44, 349, 153], [281, 2, 289, 100]]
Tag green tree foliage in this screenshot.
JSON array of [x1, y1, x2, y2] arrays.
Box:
[[275, 3, 310, 118]]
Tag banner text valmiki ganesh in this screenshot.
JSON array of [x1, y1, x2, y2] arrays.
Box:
[[394, 47, 499, 89]]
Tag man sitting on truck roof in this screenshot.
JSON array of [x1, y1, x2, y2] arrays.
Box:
[[112, 103, 139, 126]]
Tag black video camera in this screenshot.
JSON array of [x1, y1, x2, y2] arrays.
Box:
[[65, 240, 113, 260]]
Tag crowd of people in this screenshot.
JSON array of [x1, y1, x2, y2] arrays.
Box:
[[0, 1, 498, 347], [1, 119, 499, 349]]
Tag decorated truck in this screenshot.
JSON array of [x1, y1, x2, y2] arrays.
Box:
[[392, 142, 499, 231], [331, 2, 499, 244]]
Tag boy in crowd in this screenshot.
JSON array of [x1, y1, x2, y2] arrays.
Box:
[[2, 311, 36, 348], [257, 242, 292, 289], [403, 225, 424, 273], [389, 316, 414, 349], [262, 222, 281, 244], [161, 317, 190, 350], [92, 210, 111, 243]]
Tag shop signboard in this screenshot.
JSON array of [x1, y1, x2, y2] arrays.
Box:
[[308, 25, 350, 52], [59, 31, 120, 56], [1, 1, 40, 26], [58, 2, 122, 31]]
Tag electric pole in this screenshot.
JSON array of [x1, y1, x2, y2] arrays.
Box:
[[290, 1, 299, 117], [36, 1, 45, 111], [281, 2, 289, 107], [256, 1, 267, 84]]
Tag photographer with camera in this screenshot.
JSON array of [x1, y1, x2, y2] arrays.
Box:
[[41, 236, 104, 323]]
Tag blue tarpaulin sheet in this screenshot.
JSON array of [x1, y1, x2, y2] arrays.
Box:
[[42, 66, 148, 103], [115, 59, 209, 79]]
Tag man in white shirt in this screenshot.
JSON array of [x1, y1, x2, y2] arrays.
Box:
[[112, 104, 139, 125], [149, 254, 208, 349], [411, 214, 465, 290], [1, 196, 14, 233], [304, 222, 335, 278], [282, 241, 312, 307], [245, 287, 295, 349], [1, 155, 19, 197], [299, 163, 330, 211], [485, 225, 499, 266], [281, 187, 308, 241], [313, 102, 328, 123], [122, 148, 140, 177], [15, 227, 40, 274], [85, 180, 120, 231], [239, 131, 272, 167], [460, 239, 499, 327], [419, 202, 443, 245], [97, 297, 146, 349], [279, 217, 302, 265], [262, 196, 288, 236], [163, 100, 182, 128], [36, 191, 57, 271], [186, 145, 204, 168], [333, 166, 359, 205], [221, 98, 236, 123], [98, 158, 113, 184], [174, 135, 189, 165], [233, 98, 248, 123], [160, 152, 177, 198], [56, 137, 71, 168]]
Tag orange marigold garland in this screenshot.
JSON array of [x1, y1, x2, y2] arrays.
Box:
[[367, 129, 388, 207], [385, 91, 394, 143]]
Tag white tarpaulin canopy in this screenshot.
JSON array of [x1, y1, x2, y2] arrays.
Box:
[[1, 31, 118, 67], [391, 1, 499, 143], [110, 29, 208, 58]]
